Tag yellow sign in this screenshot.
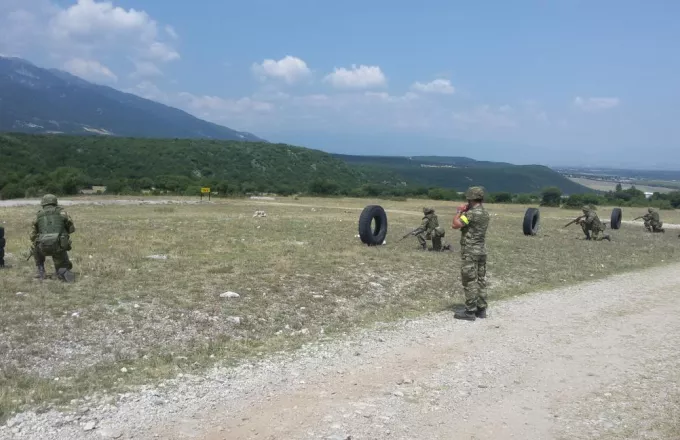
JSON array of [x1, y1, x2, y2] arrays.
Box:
[[201, 187, 211, 194]]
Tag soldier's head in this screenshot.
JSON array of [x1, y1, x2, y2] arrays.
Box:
[[581, 205, 590, 214], [41, 194, 58, 207], [423, 207, 434, 215], [648, 207, 654, 213], [465, 186, 485, 203]]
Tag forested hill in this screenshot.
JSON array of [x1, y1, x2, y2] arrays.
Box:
[[0, 133, 592, 198], [334, 154, 592, 194]]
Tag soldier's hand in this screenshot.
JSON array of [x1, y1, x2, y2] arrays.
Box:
[[456, 204, 468, 214]]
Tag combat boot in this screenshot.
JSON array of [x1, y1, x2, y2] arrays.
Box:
[[454, 310, 476, 321], [475, 308, 487, 319], [57, 268, 75, 283], [603, 235, 611, 241], [420, 243, 427, 251], [35, 264, 45, 280]]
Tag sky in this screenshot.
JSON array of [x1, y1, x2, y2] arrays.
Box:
[[1, 0, 679, 169]]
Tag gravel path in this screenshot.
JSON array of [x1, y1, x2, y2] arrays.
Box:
[[3, 263, 680, 440]]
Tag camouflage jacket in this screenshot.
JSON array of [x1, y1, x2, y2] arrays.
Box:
[[643, 212, 660, 223], [30, 206, 76, 243], [459, 204, 489, 256], [414, 213, 439, 235], [582, 211, 603, 232]]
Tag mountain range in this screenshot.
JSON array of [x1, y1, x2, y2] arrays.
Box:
[[0, 55, 592, 196], [0, 56, 263, 141]]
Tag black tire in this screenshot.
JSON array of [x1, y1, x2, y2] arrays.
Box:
[[610, 208, 622, 230], [358, 205, 388, 246], [523, 207, 540, 236]]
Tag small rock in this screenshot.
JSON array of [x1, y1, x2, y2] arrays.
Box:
[[98, 428, 123, 438], [83, 421, 96, 431], [313, 295, 324, 299], [146, 254, 168, 260], [478, 384, 488, 388], [219, 291, 240, 299], [226, 316, 241, 325], [120, 367, 128, 373], [16, 292, 24, 296], [392, 391, 404, 397]]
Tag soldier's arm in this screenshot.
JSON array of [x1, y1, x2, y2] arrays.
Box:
[[61, 211, 76, 234], [452, 208, 472, 230], [29, 218, 39, 242]]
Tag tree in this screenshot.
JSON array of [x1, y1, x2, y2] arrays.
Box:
[[490, 192, 512, 203], [615, 183, 623, 192], [540, 187, 562, 207]]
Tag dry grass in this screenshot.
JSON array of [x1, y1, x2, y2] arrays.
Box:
[[1, 196, 680, 420]]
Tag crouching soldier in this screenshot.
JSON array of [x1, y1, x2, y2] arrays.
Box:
[[31, 194, 76, 282], [413, 207, 449, 251]]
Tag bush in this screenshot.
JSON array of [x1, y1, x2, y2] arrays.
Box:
[[0, 183, 25, 200], [540, 187, 562, 207]]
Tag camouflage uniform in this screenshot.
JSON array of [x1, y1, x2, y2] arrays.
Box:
[[0, 226, 5, 268], [642, 208, 664, 232], [413, 208, 446, 251], [31, 194, 76, 281], [454, 186, 490, 321], [579, 206, 610, 241]]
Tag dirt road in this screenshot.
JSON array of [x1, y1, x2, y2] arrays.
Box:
[[7, 263, 680, 440]]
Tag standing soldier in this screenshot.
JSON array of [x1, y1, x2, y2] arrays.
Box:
[[411, 207, 446, 251], [577, 206, 611, 241], [30, 194, 76, 282], [642, 208, 664, 233], [451, 186, 489, 321]]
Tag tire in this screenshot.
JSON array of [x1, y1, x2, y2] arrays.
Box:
[[522, 207, 540, 236], [358, 205, 388, 246], [610, 208, 622, 230]]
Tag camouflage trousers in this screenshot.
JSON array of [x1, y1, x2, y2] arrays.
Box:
[[461, 253, 487, 312], [417, 232, 444, 251], [644, 220, 663, 232], [34, 247, 72, 272], [581, 224, 606, 240]]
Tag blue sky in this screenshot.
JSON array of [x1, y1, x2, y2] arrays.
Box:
[[1, 0, 679, 169]]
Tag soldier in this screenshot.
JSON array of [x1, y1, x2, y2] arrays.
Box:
[[577, 205, 611, 241], [0, 226, 5, 268], [642, 208, 664, 233], [30, 194, 76, 282], [412, 207, 447, 251], [451, 186, 490, 321]]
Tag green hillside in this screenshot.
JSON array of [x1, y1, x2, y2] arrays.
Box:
[[335, 154, 592, 194], [0, 133, 591, 199]]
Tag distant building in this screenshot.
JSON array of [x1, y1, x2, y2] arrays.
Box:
[[644, 192, 653, 199], [80, 185, 107, 195]]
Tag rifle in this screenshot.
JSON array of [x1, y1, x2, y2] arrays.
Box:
[[563, 215, 585, 228], [24, 245, 35, 261], [397, 229, 417, 242], [632, 216, 644, 221]]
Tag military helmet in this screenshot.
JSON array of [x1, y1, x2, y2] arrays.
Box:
[[465, 186, 485, 201], [648, 207, 654, 213], [423, 207, 434, 214], [581, 205, 590, 212], [41, 194, 58, 206]]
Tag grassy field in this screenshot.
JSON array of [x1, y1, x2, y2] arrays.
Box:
[[1, 196, 680, 421], [568, 177, 677, 193]]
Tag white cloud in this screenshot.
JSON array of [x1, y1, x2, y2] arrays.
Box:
[[452, 105, 517, 129], [251, 55, 311, 84], [130, 60, 162, 78], [164, 25, 178, 40], [573, 96, 620, 112], [62, 58, 117, 83], [180, 92, 275, 114], [323, 64, 386, 89], [411, 79, 455, 94], [364, 91, 419, 103], [1, 0, 179, 77]]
